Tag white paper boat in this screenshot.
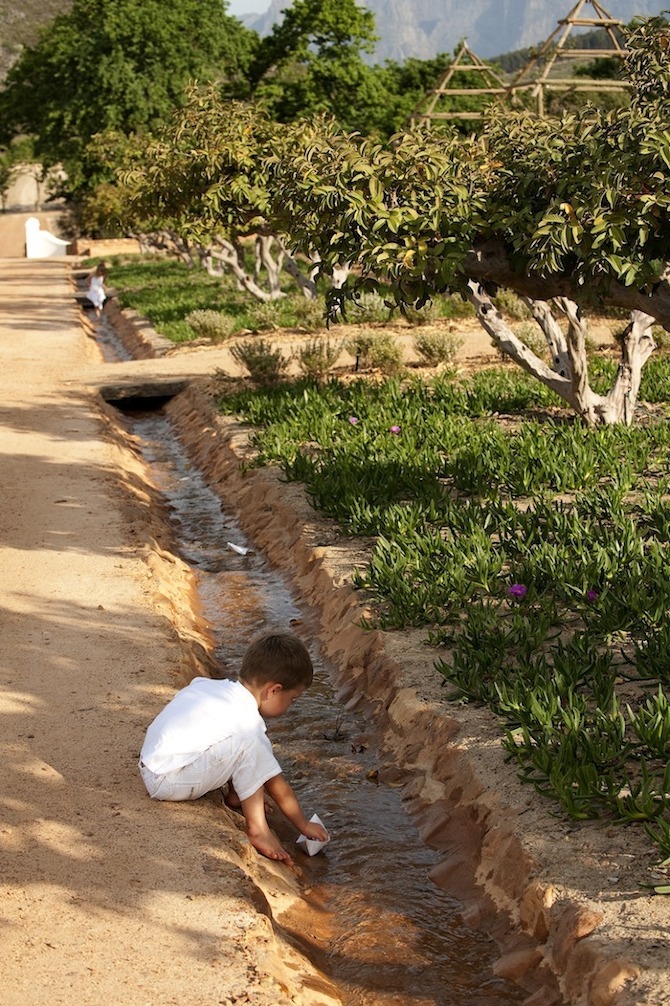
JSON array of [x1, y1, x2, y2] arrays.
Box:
[[296, 813, 330, 856], [227, 541, 251, 556]]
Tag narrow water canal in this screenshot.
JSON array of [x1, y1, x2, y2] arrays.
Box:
[[115, 403, 523, 1006]]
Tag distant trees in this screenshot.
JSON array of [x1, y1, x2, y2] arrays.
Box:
[[0, 147, 16, 211], [243, 5, 475, 138], [0, 0, 257, 199], [3, 0, 645, 210], [0, 0, 455, 220], [94, 15, 670, 425], [244, 0, 395, 134]]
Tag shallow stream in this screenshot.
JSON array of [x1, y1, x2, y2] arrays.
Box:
[[117, 404, 522, 1006]]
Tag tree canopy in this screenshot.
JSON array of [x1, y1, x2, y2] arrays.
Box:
[[0, 0, 256, 194], [98, 15, 670, 425], [246, 0, 386, 131]]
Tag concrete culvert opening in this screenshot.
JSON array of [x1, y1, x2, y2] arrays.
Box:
[[100, 380, 191, 413], [106, 393, 176, 412]]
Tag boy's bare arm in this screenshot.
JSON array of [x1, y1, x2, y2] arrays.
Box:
[[264, 774, 329, 841]]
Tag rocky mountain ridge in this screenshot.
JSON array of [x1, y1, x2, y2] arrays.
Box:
[[0, 0, 69, 84]]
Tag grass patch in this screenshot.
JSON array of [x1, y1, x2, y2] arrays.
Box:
[[102, 257, 329, 343], [102, 256, 474, 344], [215, 366, 670, 861]]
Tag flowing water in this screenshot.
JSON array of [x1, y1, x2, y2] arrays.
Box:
[[119, 405, 523, 1006]]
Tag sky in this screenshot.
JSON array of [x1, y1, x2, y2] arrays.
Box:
[[228, 0, 271, 15]]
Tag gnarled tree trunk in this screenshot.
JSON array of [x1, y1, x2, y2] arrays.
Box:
[[276, 238, 318, 300], [467, 282, 655, 425], [136, 230, 195, 266], [204, 236, 285, 302], [254, 235, 284, 297]]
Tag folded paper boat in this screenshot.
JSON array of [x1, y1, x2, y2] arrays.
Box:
[[227, 541, 251, 555], [296, 813, 330, 856]]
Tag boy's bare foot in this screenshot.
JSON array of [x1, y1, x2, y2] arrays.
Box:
[[247, 824, 294, 866]]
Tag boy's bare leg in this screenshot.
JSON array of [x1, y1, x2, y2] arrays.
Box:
[[241, 788, 293, 865], [223, 783, 242, 809], [225, 782, 274, 815]]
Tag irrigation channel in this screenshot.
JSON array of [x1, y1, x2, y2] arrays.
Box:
[[85, 293, 523, 1006]]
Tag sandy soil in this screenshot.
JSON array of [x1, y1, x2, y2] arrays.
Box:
[[1, 249, 668, 1006], [0, 257, 341, 1006]]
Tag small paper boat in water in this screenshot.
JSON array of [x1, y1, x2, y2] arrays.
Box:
[[227, 541, 252, 556], [296, 813, 330, 856]]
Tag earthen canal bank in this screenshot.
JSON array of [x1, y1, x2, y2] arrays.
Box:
[[78, 281, 669, 1006]]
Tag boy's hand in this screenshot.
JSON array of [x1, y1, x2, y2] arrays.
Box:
[[301, 821, 329, 842]]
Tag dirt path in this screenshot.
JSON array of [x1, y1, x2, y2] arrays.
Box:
[[0, 258, 334, 1006]]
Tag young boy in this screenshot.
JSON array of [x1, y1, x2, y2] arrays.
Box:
[[138, 632, 329, 865]]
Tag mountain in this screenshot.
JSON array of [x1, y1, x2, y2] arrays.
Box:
[[0, 0, 70, 83], [245, 0, 669, 62]]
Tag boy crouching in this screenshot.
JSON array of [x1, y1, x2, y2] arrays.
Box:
[[139, 632, 328, 865]]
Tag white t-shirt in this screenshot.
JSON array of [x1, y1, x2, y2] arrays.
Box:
[[140, 677, 281, 801]]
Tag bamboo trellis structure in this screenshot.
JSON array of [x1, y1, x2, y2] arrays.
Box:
[[408, 40, 507, 127], [508, 0, 631, 115]]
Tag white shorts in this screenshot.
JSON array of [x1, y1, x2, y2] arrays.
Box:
[[139, 735, 280, 802], [139, 736, 240, 801]]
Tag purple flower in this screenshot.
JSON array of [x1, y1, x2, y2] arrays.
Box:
[[389, 425, 401, 435], [507, 583, 528, 599], [586, 589, 599, 603], [348, 416, 359, 425]]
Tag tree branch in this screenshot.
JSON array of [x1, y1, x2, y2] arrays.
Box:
[[523, 298, 572, 379], [466, 281, 573, 399], [207, 236, 284, 302], [606, 311, 656, 425]]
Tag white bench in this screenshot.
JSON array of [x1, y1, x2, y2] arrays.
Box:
[[25, 216, 70, 258]]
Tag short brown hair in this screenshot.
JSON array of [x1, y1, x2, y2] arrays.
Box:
[[239, 632, 313, 689]]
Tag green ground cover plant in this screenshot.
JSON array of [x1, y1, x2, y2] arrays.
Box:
[[216, 366, 670, 862], [102, 257, 330, 342], [105, 257, 249, 343], [101, 257, 475, 345]]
